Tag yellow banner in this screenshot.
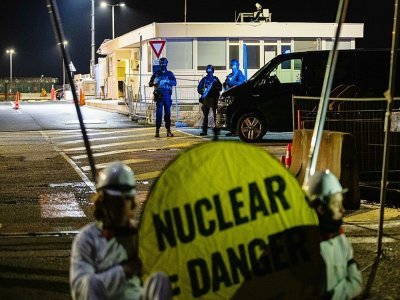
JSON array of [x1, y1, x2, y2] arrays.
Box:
[[139, 141, 322, 299]]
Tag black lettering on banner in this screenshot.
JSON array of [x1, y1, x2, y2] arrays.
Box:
[[173, 204, 195, 243], [227, 244, 252, 284], [249, 182, 269, 220], [211, 251, 232, 292], [169, 274, 181, 296], [188, 258, 210, 297], [286, 227, 311, 265], [264, 175, 290, 213], [213, 194, 234, 231], [248, 238, 271, 276], [269, 231, 289, 271], [194, 198, 216, 237], [153, 211, 176, 251], [229, 187, 249, 226]]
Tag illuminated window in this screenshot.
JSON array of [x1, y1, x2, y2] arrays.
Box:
[[166, 39, 193, 70], [197, 38, 226, 70], [246, 45, 260, 69]]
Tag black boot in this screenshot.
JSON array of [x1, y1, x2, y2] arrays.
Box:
[[166, 129, 174, 137], [200, 130, 207, 136], [155, 128, 160, 138]]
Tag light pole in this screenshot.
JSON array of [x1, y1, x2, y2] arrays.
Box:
[[6, 49, 14, 93], [61, 41, 68, 85], [101, 1, 125, 39], [91, 0, 95, 79]]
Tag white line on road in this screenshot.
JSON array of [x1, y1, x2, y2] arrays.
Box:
[[81, 158, 150, 171], [71, 140, 194, 159], [50, 127, 153, 140], [63, 137, 186, 152], [348, 236, 399, 244], [40, 131, 96, 193], [59, 132, 155, 145]]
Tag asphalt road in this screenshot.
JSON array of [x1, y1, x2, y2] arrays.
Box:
[[1, 101, 398, 299]]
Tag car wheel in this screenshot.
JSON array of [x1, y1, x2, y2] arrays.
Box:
[[236, 113, 266, 143]]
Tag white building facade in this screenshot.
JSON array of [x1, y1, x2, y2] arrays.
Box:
[[97, 22, 364, 100]]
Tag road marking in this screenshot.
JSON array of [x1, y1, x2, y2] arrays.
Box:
[[59, 132, 155, 145], [348, 236, 399, 244], [65, 119, 107, 125], [63, 137, 187, 152], [40, 131, 96, 192], [39, 193, 86, 218], [50, 127, 153, 139], [81, 158, 150, 171], [136, 171, 161, 180], [71, 141, 197, 159], [344, 208, 400, 222]]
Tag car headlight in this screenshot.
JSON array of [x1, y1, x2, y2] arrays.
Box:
[[218, 95, 235, 107]]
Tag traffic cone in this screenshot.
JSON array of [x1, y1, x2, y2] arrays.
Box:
[[284, 143, 292, 168], [79, 89, 85, 106], [13, 92, 20, 110], [50, 85, 56, 101]]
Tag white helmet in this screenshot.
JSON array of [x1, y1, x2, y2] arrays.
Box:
[[96, 161, 136, 197], [303, 170, 346, 203], [255, 3, 262, 10]]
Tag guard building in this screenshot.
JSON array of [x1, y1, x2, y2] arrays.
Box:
[[96, 21, 363, 100]]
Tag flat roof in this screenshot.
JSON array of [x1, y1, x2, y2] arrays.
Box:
[[98, 22, 364, 55]]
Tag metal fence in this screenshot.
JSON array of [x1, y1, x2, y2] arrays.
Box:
[[0, 77, 58, 100], [292, 96, 400, 184], [125, 74, 203, 125]]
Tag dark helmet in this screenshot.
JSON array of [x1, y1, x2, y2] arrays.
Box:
[[230, 59, 239, 69], [206, 64, 214, 75], [96, 161, 136, 197], [159, 57, 168, 67]]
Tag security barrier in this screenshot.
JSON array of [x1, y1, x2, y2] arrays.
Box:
[[292, 96, 400, 197], [125, 74, 203, 126], [289, 129, 360, 209]]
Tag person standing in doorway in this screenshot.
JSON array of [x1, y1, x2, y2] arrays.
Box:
[[149, 57, 177, 138], [197, 65, 222, 136]]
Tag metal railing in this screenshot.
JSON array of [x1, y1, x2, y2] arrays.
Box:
[[125, 74, 203, 125], [292, 95, 400, 183]]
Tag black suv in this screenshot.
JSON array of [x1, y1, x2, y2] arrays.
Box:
[[216, 49, 398, 142]]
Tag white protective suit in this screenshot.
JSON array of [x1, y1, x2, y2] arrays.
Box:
[[320, 233, 362, 300], [70, 222, 142, 300]]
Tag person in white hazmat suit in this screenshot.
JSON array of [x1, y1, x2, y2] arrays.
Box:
[[305, 170, 362, 300], [70, 161, 171, 300]]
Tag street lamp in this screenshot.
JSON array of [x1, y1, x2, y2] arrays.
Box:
[[101, 1, 125, 39], [60, 41, 68, 86], [6, 49, 15, 93]]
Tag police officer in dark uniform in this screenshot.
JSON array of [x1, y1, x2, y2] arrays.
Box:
[[149, 57, 177, 138], [223, 59, 245, 136], [197, 65, 222, 136], [223, 59, 245, 91]]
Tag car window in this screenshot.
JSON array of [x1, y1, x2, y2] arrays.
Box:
[[269, 58, 302, 84]]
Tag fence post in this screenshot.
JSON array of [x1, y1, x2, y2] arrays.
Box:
[[175, 85, 179, 123]]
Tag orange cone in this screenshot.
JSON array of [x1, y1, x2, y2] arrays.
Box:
[[79, 89, 85, 106], [50, 85, 56, 101], [284, 143, 292, 168], [13, 92, 20, 110]]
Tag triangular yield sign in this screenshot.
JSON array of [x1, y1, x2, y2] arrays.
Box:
[[149, 40, 166, 58]]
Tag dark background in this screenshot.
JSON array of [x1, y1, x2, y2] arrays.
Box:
[[0, 0, 395, 81]]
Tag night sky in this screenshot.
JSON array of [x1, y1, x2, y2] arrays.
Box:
[[0, 0, 395, 82]]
